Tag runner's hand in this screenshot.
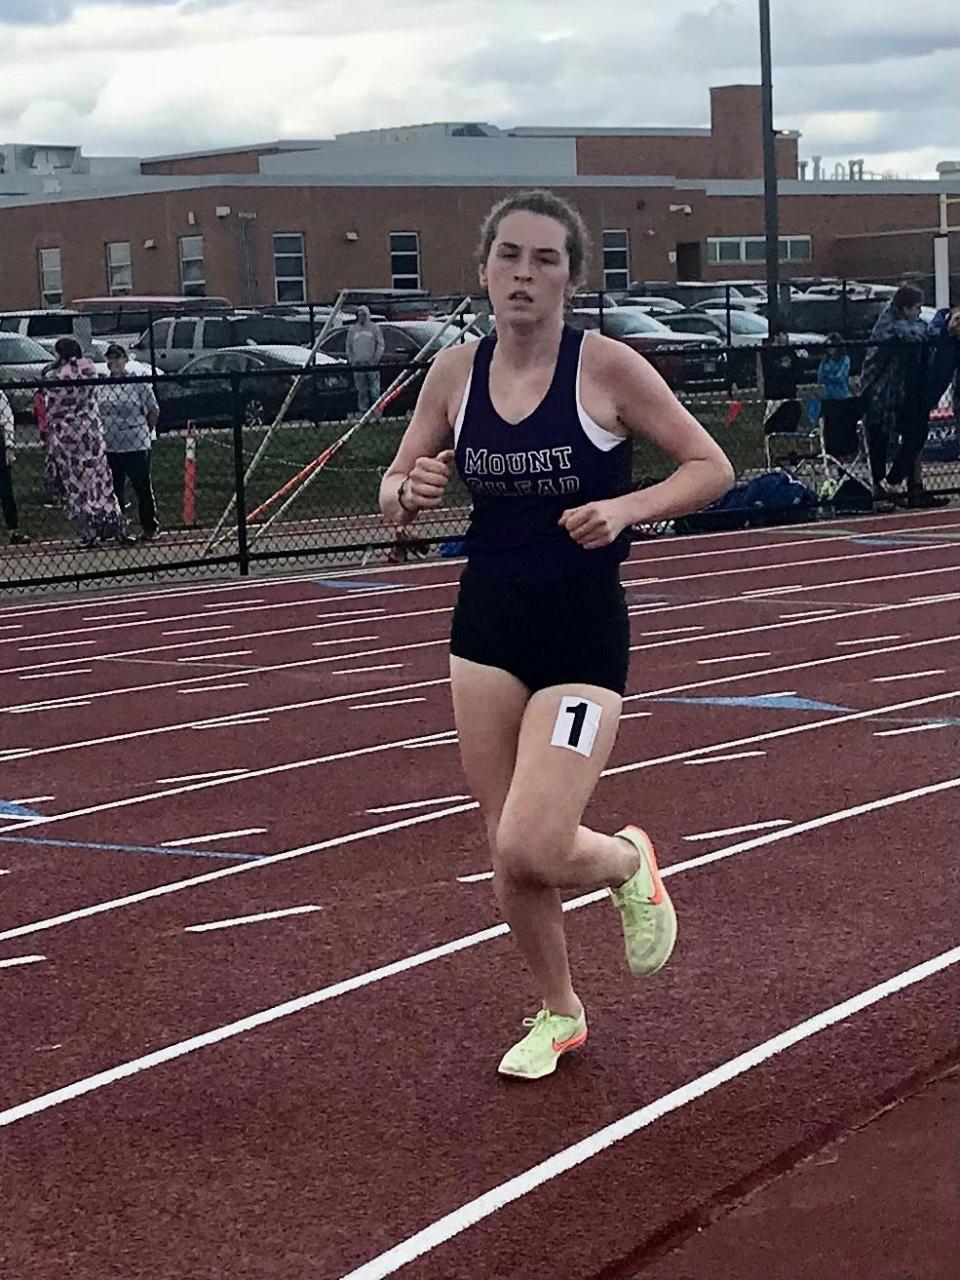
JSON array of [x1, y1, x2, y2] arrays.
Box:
[[404, 449, 455, 511], [559, 498, 630, 550]]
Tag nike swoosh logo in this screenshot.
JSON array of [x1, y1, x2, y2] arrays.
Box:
[[552, 1029, 588, 1054], [626, 825, 666, 905]]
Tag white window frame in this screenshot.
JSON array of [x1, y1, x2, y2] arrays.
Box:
[[38, 247, 63, 308], [602, 229, 630, 291], [179, 235, 206, 296], [390, 231, 421, 290], [106, 241, 133, 296], [707, 235, 813, 265], [273, 232, 307, 303]]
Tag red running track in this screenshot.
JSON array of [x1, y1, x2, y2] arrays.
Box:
[[0, 508, 958, 1279]]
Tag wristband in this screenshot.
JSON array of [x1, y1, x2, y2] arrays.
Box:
[[398, 475, 416, 513]]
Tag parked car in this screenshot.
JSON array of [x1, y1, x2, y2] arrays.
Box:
[[0, 308, 85, 342], [316, 318, 478, 414], [629, 281, 748, 308], [0, 332, 53, 419], [31, 335, 155, 375], [71, 294, 231, 348], [567, 309, 727, 391], [660, 310, 826, 386], [154, 346, 354, 431], [571, 292, 620, 310], [131, 311, 322, 373], [620, 295, 685, 314]]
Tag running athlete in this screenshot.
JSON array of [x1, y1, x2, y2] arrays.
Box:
[[379, 191, 734, 1080]]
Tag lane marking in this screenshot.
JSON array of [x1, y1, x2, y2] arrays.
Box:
[[637, 626, 706, 637], [367, 795, 472, 815], [7, 796, 54, 805], [192, 718, 271, 730], [185, 906, 323, 933], [19, 641, 96, 654], [742, 583, 803, 596], [352, 698, 426, 710], [875, 724, 953, 738], [82, 612, 148, 622], [778, 609, 837, 620], [18, 670, 94, 682], [177, 684, 250, 695], [0, 834, 259, 862], [457, 872, 494, 884], [203, 598, 266, 608], [684, 751, 766, 765], [836, 635, 901, 646], [910, 592, 960, 604], [153, 770, 247, 785], [175, 650, 254, 662], [697, 652, 772, 665], [619, 712, 653, 720], [313, 636, 379, 647], [0, 955, 45, 970], [684, 820, 792, 841], [1, 777, 956, 1132], [8, 701, 91, 714], [873, 670, 947, 684], [162, 828, 267, 848], [340, 944, 960, 1280]]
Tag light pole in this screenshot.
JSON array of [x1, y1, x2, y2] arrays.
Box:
[[759, 0, 781, 329]]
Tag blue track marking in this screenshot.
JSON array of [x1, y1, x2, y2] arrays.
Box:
[[0, 801, 43, 820], [653, 694, 857, 713], [852, 537, 958, 549], [0, 834, 262, 862], [313, 578, 397, 591]]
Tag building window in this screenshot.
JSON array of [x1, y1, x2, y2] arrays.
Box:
[[390, 231, 420, 290], [273, 233, 307, 303], [602, 229, 630, 291], [707, 235, 813, 265], [179, 235, 206, 296], [38, 247, 63, 308], [106, 241, 133, 295]]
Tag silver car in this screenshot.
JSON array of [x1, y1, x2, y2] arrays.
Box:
[[0, 333, 51, 419]]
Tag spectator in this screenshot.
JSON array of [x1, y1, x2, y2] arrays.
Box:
[[818, 333, 858, 459], [0, 387, 30, 545], [926, 305, 960, 413], [100, 344, 162, 541], [345, 305, 385, 418], [860, 284, 946, 508], [759, 326, 803, 435], [41, 337, 128, 547]]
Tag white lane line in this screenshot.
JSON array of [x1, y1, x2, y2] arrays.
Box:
[[18, 669, 94, 682], [8, 701, 91, 714], [620, 712, 653, 720], [637, 626, 706, 637], [0, 625, 22, 632], [873, 670, 947, 684], [741, 583, 803, 596], [7, 796, 54, 805], [175, 651, 254, 662], [1, 776, 956, 1135], [697, 652, 772, 666], [313, 635, 379, 648], [352, 698, 426, 710], [875, 723, 953, 738], [404, 739, 457, 750], [162, 828, 267, 848], [368, 795, 472, 815], [163, 625, 235, 637], [19, 641, 97, 654], [185, 905, 323, 933], [0, 955, 45, 970], [457, 872, 494, 884], [333, 664, 404, 675], [204, 598, 265, 608], [340, 944, 960, 1280], [316, 609, 388, 619], [0, 870, 10, 876], [910, 592, 960, 604], [778, 610, 837, 620], [192, 718, 271, 731], [836, 635, 902, 646], [82, 612, 148, 622], [684, 751, 766, 765], [684, 819, 792, 842], [177, 683, 250, 695], [153, 770, 247, 785]]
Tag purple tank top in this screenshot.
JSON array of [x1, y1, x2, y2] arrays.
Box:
[[454, 325, 633, 582]]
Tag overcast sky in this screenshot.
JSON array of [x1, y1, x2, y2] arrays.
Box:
[[1, 0, 957, 176]]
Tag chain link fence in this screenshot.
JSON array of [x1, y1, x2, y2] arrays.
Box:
[[1, 331, 956, 595]]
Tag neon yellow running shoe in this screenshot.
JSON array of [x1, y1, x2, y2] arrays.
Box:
[[497, 1006, 588, 1080], [610, 825, 677, 975]]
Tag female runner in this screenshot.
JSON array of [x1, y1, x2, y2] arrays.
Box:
[[379, 190, 734, 1080]]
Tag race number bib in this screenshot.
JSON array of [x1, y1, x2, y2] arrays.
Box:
[[550, 697, 602, 758]]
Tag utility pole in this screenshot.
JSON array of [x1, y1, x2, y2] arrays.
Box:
[[759, 0, 781, 328]]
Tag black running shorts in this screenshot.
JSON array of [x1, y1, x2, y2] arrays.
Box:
[[449, 563, 630, 696]]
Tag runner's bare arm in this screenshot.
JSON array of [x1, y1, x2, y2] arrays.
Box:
[[378, 346, 465, 526]]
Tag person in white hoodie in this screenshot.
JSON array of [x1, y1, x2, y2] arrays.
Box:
[[345, 305, 386, 418], [0, 388, 30, 545]]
